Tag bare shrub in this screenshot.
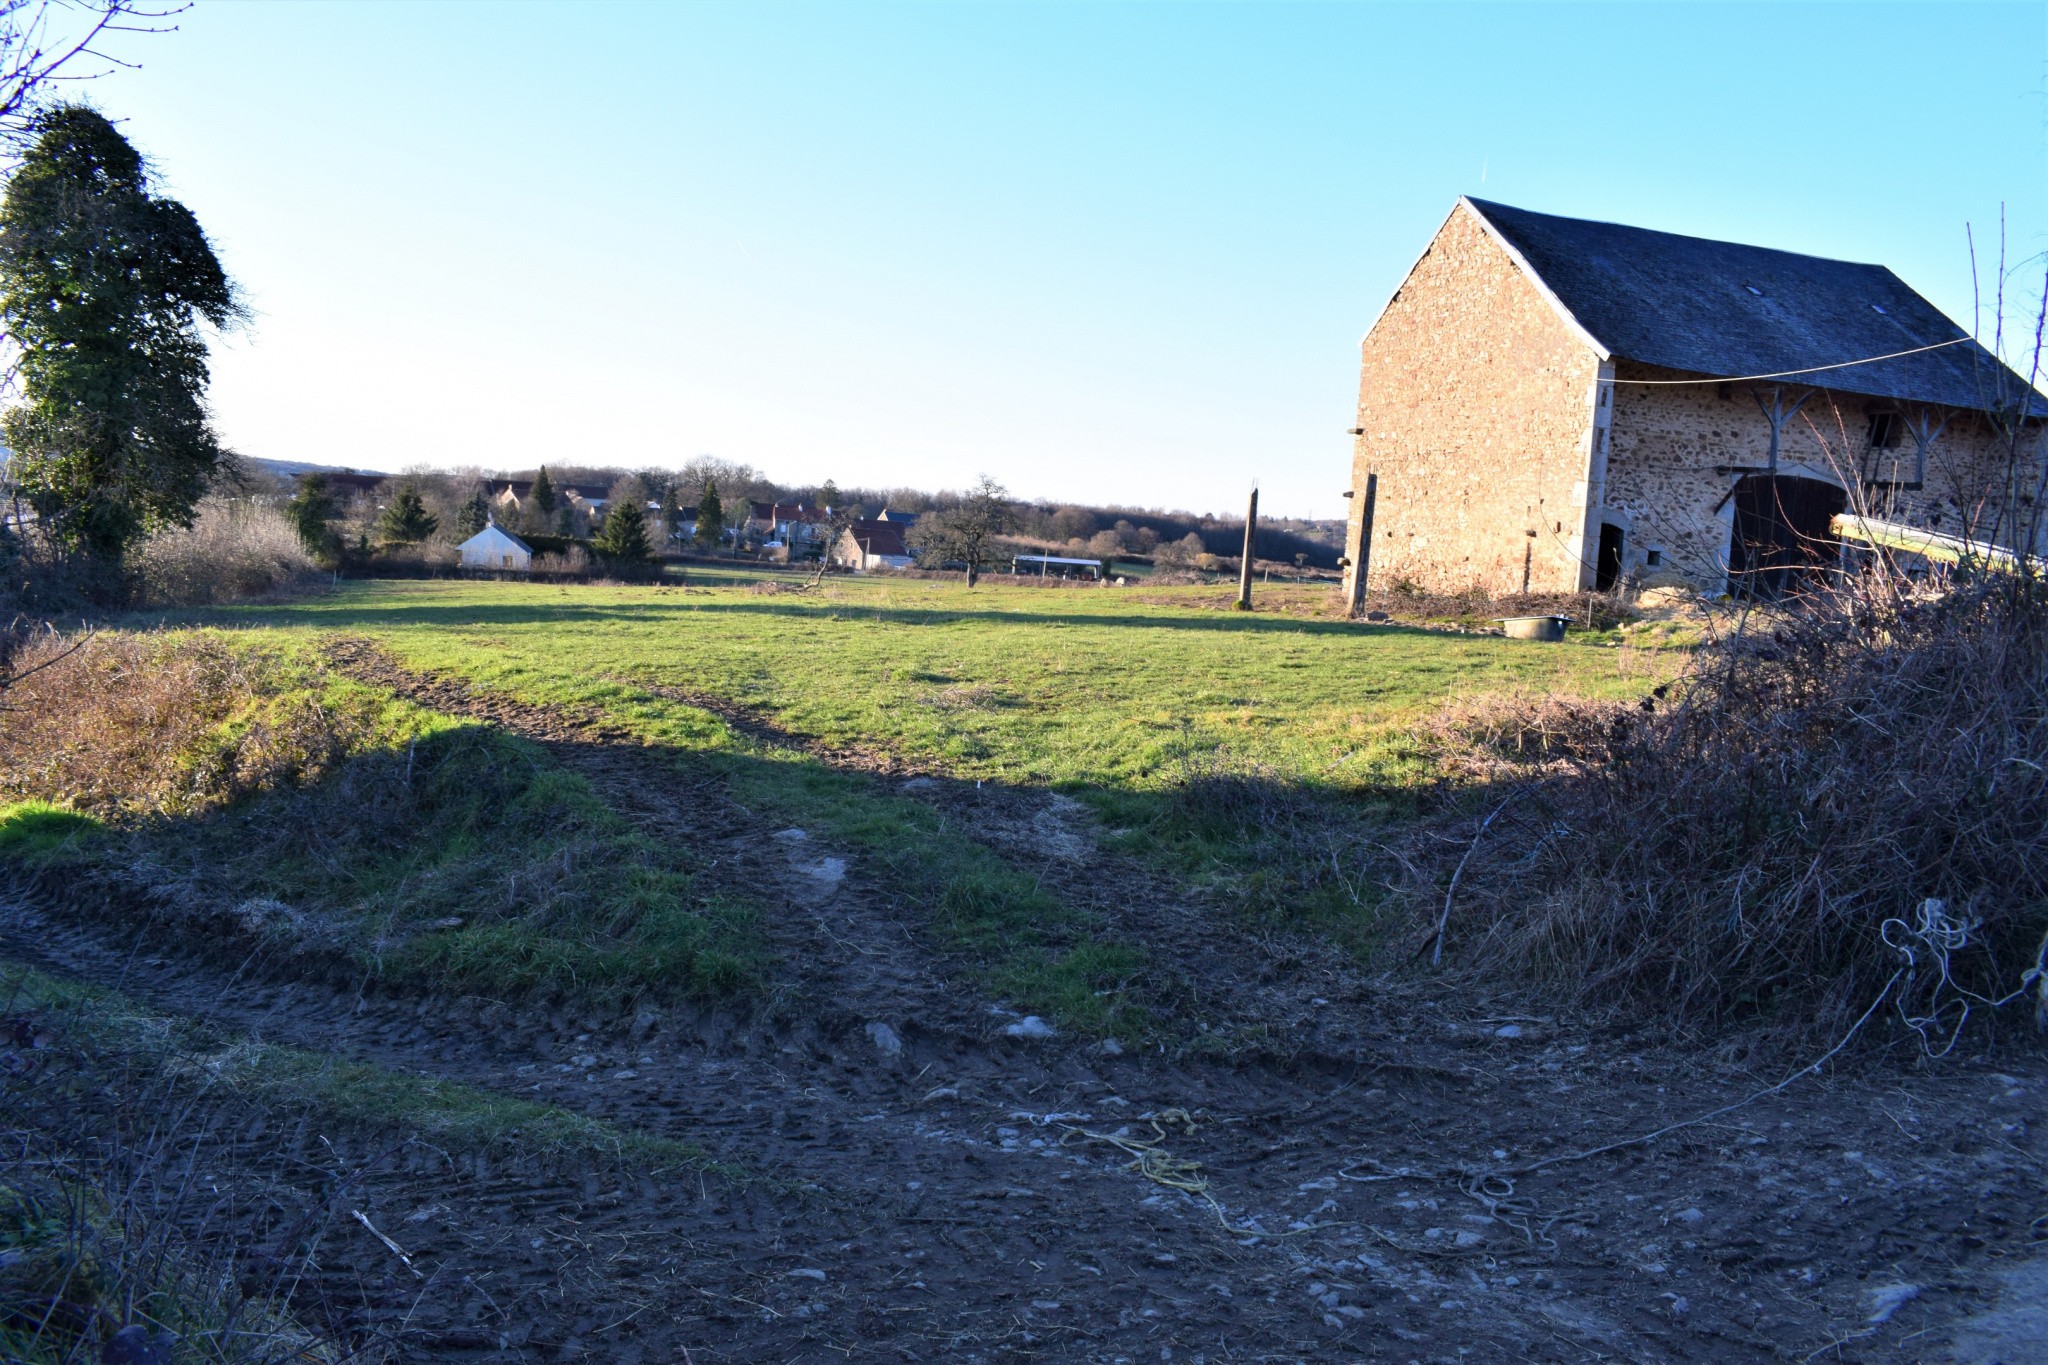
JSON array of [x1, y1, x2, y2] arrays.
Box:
[[129, 498, 318, 606], [0, 633, 378, 819], [1418, 688, 1638, 781], [1405, 577, 2048, 1039], [530, 546, 592, 579]]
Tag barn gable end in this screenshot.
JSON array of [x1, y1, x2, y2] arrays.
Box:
[[1344, 200, 1606, 597]]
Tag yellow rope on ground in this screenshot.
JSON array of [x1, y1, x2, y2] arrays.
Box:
[[1054, 1108, 1314, 1239]]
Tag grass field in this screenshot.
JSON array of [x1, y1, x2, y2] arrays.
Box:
[[225, 574, 1659, 793], [5, 574, 1678, 1034], [185, 574, 1670, 1019]]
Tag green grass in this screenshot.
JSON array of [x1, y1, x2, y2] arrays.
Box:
[[224, 576, 1656, 792], [4, 575, 1673, 1035], [0, 802, 105, 864], [180, 577, 1672, 1029], [4, 632, 763, 1006], [163, 714, 764, 1003]]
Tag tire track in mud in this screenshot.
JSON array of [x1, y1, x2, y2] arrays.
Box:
[[322, 636, 972, 1041], [610, 667, 1392, 1051], [2, 892, 1356, 1362], [10, 638, 2044, 1361]]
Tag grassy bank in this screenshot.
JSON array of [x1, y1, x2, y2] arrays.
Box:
[[0, 631, 763, 1005]]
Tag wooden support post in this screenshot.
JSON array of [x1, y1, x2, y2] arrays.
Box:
[[1342, 473, 1377, 616], [1752, 384, 1815, 475], [1236, 486, 1258, 610]]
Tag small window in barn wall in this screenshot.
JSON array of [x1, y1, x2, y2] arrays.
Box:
[[1867, 412, 1900, 449], [1645, 547, 1664, 568]]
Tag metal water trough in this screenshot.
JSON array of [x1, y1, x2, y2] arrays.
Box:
[[1497, 615, 1571, 642]]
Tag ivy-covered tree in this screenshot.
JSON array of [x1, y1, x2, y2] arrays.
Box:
[[592, 496, 651, 562], [286, 473, 339, 557], [695, 480, 724, 548], [453, 489, 490, 539], [0, 105, 242, 563], [375, 484, 438, 547]]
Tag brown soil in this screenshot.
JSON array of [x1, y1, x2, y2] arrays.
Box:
[[4, 641, 2042, 1363]]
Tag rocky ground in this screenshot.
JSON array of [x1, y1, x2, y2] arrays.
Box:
[[3, 644, 2042, 1363]]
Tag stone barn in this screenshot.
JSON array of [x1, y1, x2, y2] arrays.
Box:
[[1339, 198, 2047, 600]]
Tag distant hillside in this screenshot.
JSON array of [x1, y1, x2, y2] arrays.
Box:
[[247, 457, 391, 480]]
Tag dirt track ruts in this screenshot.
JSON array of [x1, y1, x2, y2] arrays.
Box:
[[4, 639, 2044, 1362]]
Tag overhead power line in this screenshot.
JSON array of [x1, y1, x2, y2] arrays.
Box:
[[1603, 336, 1974, 386]]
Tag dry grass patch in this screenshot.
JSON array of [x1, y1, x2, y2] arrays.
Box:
[[0, 632, 383, 819], [1403, 578, 2048, 1040]]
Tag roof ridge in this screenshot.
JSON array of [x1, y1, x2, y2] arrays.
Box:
[[1462, 197, 1889, 272]]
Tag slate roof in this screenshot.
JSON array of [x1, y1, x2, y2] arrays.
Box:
[[751, 502, 832, 525], [1463, 198, 2047, 416], [845, 520, 910, 558], [488, 478, 615, 503]]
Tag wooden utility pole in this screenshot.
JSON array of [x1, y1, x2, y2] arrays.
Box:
[[1342, 472, 1378, 616], [1236, 485, 1258, 610]]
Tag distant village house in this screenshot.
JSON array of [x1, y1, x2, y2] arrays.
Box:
[[457, 523, 532, 571], [1342, 198, 2047, 601], [831, 519, 914, 571]]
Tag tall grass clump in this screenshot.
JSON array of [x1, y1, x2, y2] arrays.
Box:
[[1411, 574, 2048, 1039], [0, 632, 382, 819], [130, 498, 318, 606]]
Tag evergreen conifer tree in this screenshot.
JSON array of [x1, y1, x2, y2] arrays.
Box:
[[375, 484, 438, 546], [696, 480, 724, 548], [286, 474, 339, 556], [530, 467, 557, 517], [454, 490, 490, 538], [592, 496, 651, 561], [660, 483, 682, 542]]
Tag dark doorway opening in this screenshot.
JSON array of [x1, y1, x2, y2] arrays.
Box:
[[1728, 474, 1846, 599], [1595, 522, 1625, 591]]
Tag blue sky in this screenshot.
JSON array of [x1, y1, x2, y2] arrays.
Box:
[[81, 1, 2048, 518]]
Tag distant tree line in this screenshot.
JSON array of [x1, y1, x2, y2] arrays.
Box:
[[263, 454, 1346, 577]]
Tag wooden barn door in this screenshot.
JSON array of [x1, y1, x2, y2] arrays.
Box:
[[1728, 475, 1846, 599]]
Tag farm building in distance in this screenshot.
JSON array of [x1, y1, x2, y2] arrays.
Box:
[[831, 519, 915, 571], [1342, 198, 2047, 600]]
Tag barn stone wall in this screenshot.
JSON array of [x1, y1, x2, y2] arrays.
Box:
[[1603, 362, 2041, 588], [1344, 203, 1601, 597]]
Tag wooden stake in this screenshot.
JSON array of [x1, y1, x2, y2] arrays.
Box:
[[1236, 486, 1258, 610]]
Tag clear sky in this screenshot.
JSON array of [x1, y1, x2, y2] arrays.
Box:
[[77, 1, 2048, 519]]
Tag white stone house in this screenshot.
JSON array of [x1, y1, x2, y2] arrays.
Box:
[[458, 523, 533, 571]]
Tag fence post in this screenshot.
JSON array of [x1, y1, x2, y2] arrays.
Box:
[[1236, 485, 1258, 610]]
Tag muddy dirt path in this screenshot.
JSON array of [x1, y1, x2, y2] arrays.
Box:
[[6, 643, 2043, 1362]]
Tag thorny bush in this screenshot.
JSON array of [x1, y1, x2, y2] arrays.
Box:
[[1411, 576, 2048, 1039]]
